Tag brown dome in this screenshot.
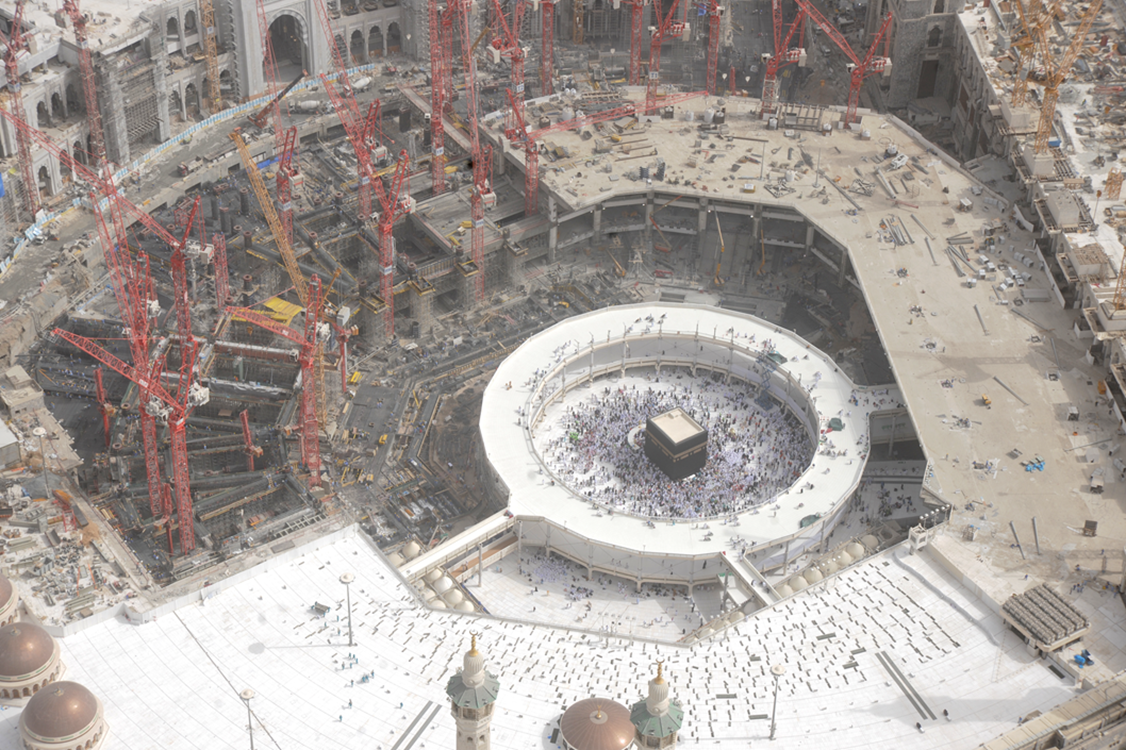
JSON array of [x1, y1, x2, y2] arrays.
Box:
[[560, 698, 634, 750], [0, 622, 56, 679], [21, 682, 101, 742]]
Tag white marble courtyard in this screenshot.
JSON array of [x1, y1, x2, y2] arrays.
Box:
[[0, 526, 1081, 750]]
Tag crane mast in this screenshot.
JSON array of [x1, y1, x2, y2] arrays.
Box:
[[453, 0, 493, 302], [429, 2, 449, 193], [539, 0, 555, 94], [1031, 0, 1101, 154], [760, 1, 806, 116], [62, 0, 107, 167], [791, 0, 891, 125], [230, 129, 310, 306], [199, 0, 221, 111], [645, 0, 688, 115]]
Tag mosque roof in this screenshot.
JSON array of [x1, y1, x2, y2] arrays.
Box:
[[560, 698, 634, 750], [20, 682, 101, 743], [0, 622, 56, 680]]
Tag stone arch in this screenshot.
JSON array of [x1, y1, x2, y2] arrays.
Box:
[[387, 22, 402, 54], [184, 9, 198, 35], [268, 12, 308, 79], [36, 99, 49, 128], [167, 15, 179, 38], [933, 0, 944, 12], [334, 33, 347, 63], [73, 139, 87, 165], [927, 25, 942, 47], [184, 82, 199, 114], [219, 68, 232, 95], [59, 149, 71, 180], [170, 88, 183, 116], [51, 91, 66, 121], [368, 26, 383, 57], [351, 29, 365, 63], [22, 685, 30, 697], [66, 83, 81, 113]]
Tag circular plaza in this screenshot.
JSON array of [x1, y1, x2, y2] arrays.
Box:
[[480, 303, 882, 560]]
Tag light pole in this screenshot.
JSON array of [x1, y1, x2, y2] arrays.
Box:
[[769, 664, 785, 741], [240, 688, 255, 750], [340, 572, 355, 647]]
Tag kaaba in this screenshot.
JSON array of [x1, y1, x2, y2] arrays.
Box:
[[644, 407, 708, 480]]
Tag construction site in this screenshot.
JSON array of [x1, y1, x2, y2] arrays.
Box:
[[0, 0, 1125, 747]]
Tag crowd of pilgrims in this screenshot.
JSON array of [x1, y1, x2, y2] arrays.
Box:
[[540, 373, 813, 518]]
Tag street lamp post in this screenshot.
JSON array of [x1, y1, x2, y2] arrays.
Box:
[[340, 572, 355, 647], [240, 688, 255, 750], [769, 664, 785, 741]]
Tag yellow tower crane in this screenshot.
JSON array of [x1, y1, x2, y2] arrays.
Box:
[[1010, 0, 1044, 107], [230, 129, 309, 305], [1032, 0, 1102, 154]]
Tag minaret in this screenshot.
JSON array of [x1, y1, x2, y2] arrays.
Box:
[[446, 634, 500, 750], [630, 662, 683, 750]]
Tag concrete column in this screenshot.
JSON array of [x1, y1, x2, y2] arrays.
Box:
[[547, 196, 558, 264], [643, 192, 654, 245], [413, 287, 434, 338], [697, 198, 709, 255], [838, 245, 849, 286], [98, 58, 131, 165], [804, 223, 815, 254], [151, 36, 172, 143], [593, 203, 602, 243]]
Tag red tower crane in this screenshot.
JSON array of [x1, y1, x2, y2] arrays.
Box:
[[614, 0, 649, 87], [212, 231, 230, 311], [276, 126, 298, 246], [429, 1, 449, 193], [760, 0, 806, 116], [94, 367, 112, 449], [488, 0, 528, 112], [1, 0, 39, 216], [793, 0, 892, 125], [534, 0, 556, 94], [240, 409, 262, 472], [322, 74, 413, 338], [645, 0, 691, 114], [62, 0, 107, 168], [0, 107, 210, 540], [452, 0, 495, 303], [702, 0, 723, 95], [53, 329, 208, 553], [227, 276, 325, 487]]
